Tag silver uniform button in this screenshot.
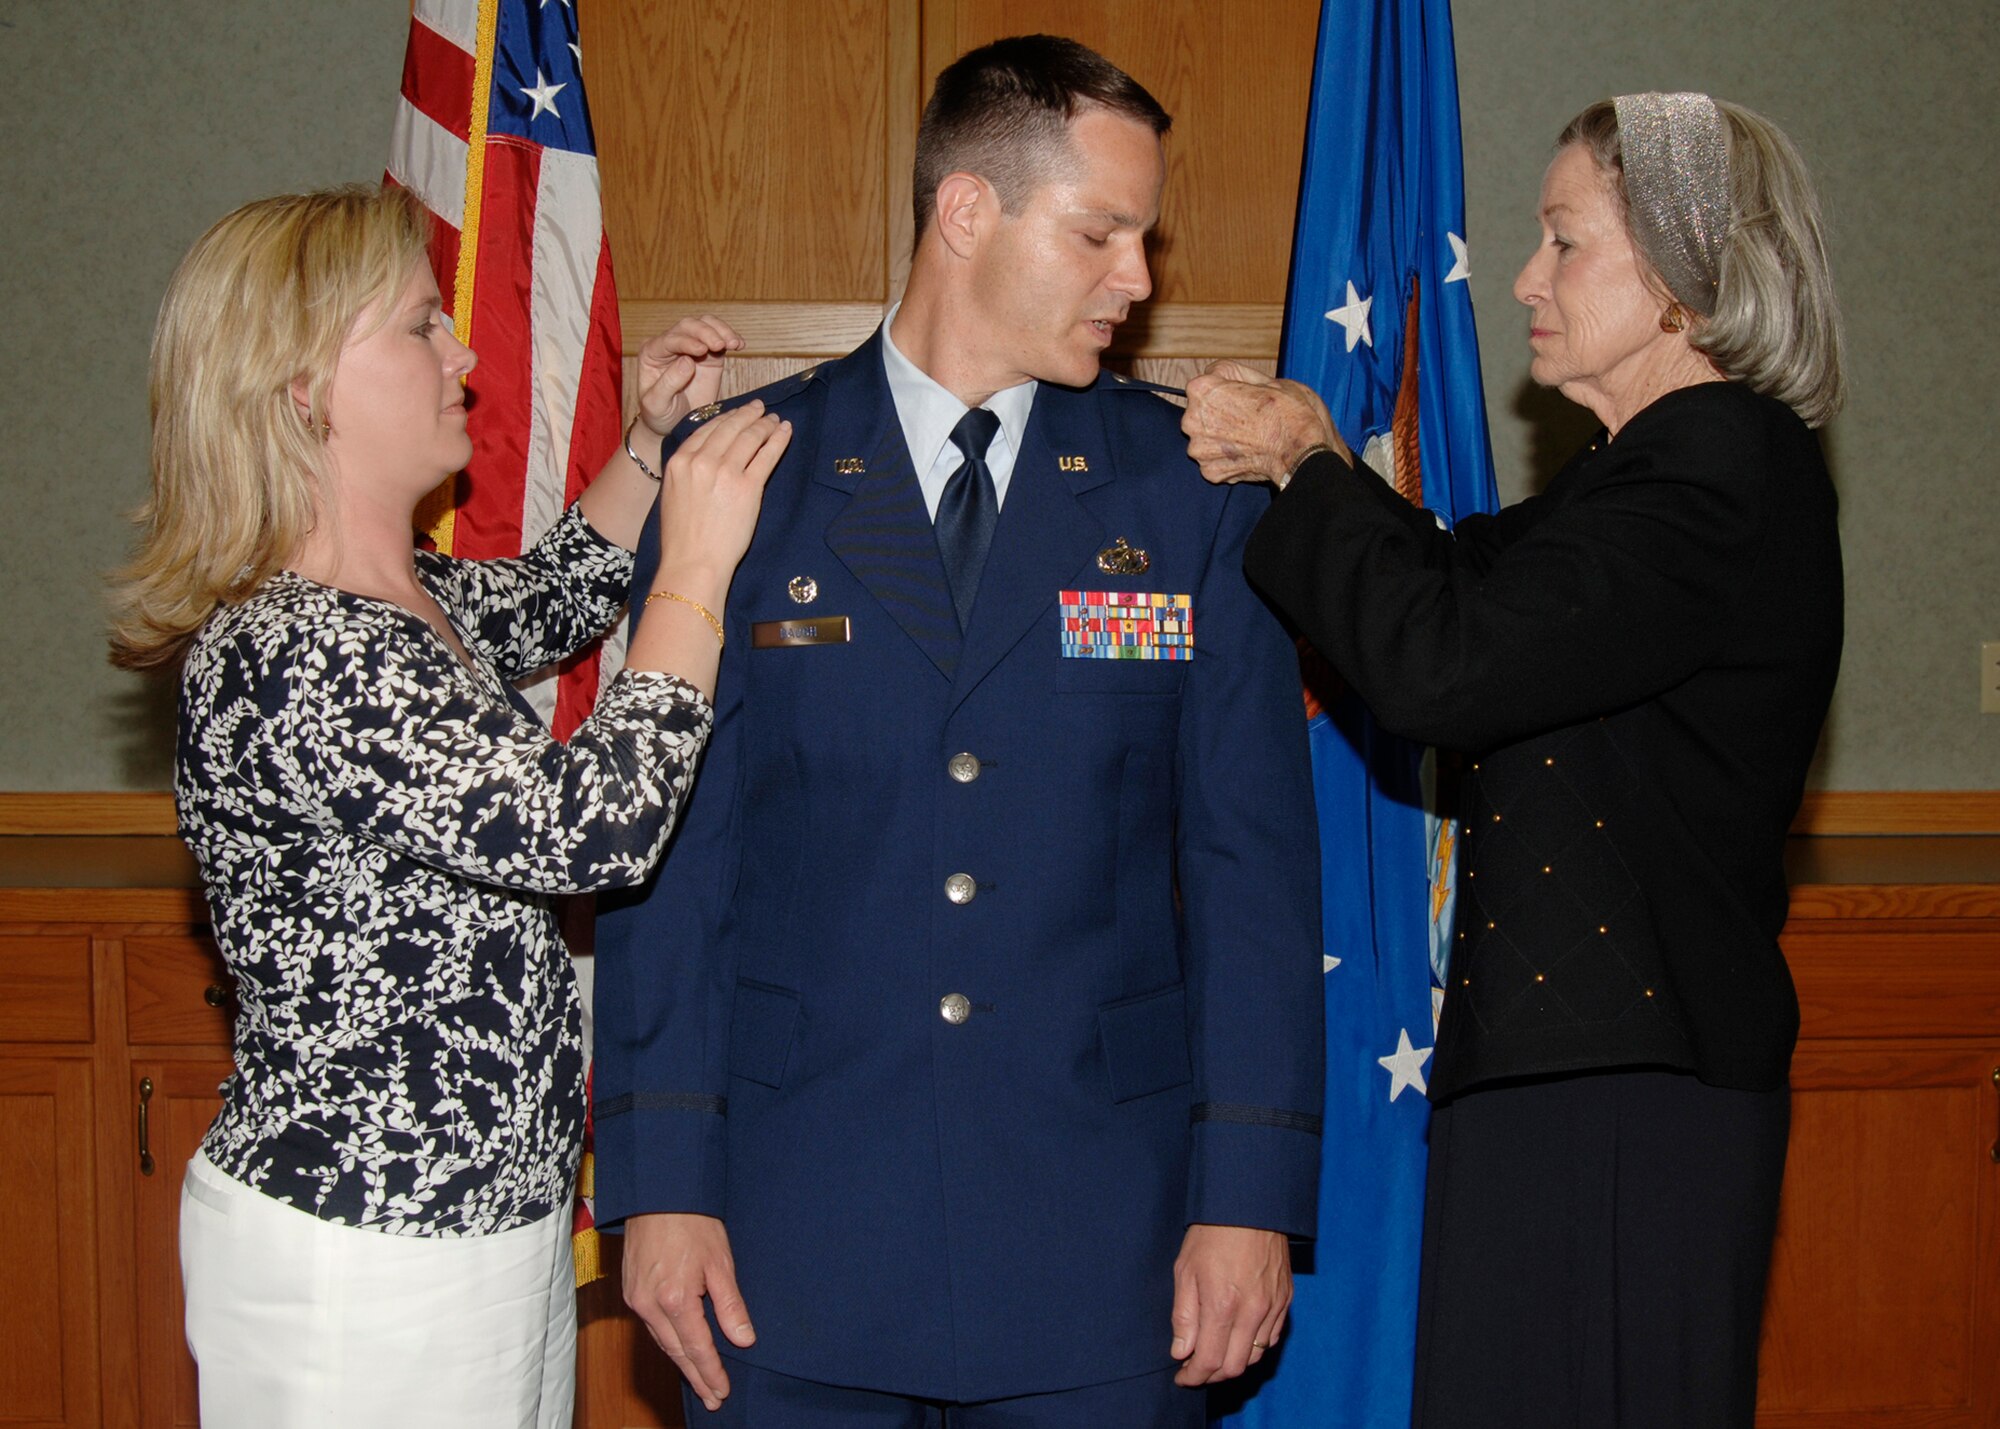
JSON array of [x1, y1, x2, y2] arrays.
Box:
[[944, 873, 977, 904], [947, 752, 981, 783], [939, 993, 972, 1025]]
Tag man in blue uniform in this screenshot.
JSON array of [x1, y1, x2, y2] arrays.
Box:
[[594, 35, 1324, 1426]]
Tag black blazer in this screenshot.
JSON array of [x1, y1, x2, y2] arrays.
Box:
[[1246, 382, 1842, 1099]]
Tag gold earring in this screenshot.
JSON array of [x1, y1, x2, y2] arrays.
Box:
[[1659, 303, 1689, 334]]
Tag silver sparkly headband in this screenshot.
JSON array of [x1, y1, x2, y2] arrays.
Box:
[[1613, 92, 1731, 316]]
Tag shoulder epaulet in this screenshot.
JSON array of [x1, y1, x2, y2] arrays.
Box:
[[676, 363, 825, 434]]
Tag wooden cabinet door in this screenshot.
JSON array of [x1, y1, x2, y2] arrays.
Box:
[[127, 1059, 230, 1429], [577, 1260, 687, 1429], [0, 1056, 101, 1429], [1757, 1044, 2000, 1427]]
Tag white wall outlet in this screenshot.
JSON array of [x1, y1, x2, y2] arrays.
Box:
[[1984, 642, 2000, 714]]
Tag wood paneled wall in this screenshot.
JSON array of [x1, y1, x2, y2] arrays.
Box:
[[591, 1, 903, 304], [922, 0, 1318, 305], [579, 0, 1320, 394]]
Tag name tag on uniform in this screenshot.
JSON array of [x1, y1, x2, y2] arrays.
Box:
[[1058, 591, 1193, 661], [751, 615, 852, 648]]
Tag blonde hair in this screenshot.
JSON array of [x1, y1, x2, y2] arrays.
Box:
[[107, 184, 432, 669], [1557, 99, 1847, 428]]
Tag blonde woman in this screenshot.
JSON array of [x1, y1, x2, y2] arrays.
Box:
[[109, 184, 789, 1429]]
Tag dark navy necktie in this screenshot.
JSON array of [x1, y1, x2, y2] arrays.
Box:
[[935, 406, 1001, 630]]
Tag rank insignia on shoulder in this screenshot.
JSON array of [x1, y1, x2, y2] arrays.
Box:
[[1096, 537, 1148, 575], [688, 402, 723, 424], [787, 575, 818, 605], [834, 457, 865, 476], [1058, 590, 1192, 661], [1104, 373, 1188, 399]]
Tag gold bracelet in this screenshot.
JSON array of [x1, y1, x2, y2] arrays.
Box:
[[624, 417, 662, 482], [644, 590, 724, 648]]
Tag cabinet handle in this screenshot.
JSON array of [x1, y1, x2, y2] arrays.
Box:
[[1991, 1067, 1999, 1165], [203, 982, 231, 1008], [138, 1076, 156, 1177]]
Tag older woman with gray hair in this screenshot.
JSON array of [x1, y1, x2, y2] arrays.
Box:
[[1182, 94, 1843, 1426]]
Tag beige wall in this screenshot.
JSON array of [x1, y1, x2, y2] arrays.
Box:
[[1451, 0, 2000, 791], [0, 1, 407, 789], [2, 0, 1993, 789]]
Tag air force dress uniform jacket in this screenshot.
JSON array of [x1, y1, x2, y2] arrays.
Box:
[[594, 330, 1324, 1402]]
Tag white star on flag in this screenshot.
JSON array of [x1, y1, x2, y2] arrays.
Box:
[[1377, 1027, 1433, 1102], [522, 69, 566, 120], [1323, 954, 1342, 973], [1444, 232, 1470, 284], [1325, 280, 1373, 352]]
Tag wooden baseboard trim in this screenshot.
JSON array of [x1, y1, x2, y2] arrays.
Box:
[[0, 793, 177, 836], [3, 789, 1993, 839], [1791, 791, 2000, 836]]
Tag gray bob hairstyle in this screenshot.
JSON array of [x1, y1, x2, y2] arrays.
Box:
[[1559, 97, 1846, 428]]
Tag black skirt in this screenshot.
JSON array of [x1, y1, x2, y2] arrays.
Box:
[[1412, 1068, 1790, 1429]]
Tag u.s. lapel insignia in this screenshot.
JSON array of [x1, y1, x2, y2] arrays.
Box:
[[787, 575, 819, 605], [833, 457, 865, 476], [1096, 537, 1150, 575], [689, 401, 723, 424], [1058, 455, 1090, 473]]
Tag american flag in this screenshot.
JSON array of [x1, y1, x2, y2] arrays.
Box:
[[388, 0, 623, 1284], [388, 0, 626, 740]]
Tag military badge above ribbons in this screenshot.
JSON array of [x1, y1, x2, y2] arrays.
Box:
[[1058, 591, 1192, 661]]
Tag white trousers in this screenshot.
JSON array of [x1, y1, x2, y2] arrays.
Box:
[[180, 1151, 576, 1429]]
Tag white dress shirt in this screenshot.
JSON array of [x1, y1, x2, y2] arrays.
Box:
[[880, 302, 1037, 519]]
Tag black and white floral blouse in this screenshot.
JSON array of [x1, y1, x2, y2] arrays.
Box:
[[176, 505, 711, 1236]]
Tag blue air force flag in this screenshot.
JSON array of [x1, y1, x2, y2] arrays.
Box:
[[1211, 1, 1498, 1425]]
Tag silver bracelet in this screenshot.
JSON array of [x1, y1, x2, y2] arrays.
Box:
[[624, 418, 661, 482], [1282, 443, 1334, 490]]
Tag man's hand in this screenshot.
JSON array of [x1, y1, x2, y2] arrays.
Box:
[[622, 1212, 757, 1413], [1182, 360, 1350, 489], [636, 315, 746, 438], [1169, 1223, 1293, 1386]]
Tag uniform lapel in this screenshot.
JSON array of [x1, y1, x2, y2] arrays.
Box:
[[949, 380, 1114, 710], [820, 332, 961, 681]]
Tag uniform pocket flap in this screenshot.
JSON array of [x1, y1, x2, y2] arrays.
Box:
[[728, 979, 801, 1088], [1097, 983, 1192, 1103]]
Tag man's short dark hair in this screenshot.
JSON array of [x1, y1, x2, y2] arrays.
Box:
[[913, 34, 1172, 234]]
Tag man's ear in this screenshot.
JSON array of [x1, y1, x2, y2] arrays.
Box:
[[932, 172, 992, 260]]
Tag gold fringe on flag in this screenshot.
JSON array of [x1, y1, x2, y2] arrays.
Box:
[[572, 1227, 603, 1288], [572, 1148, 604, 1287]]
